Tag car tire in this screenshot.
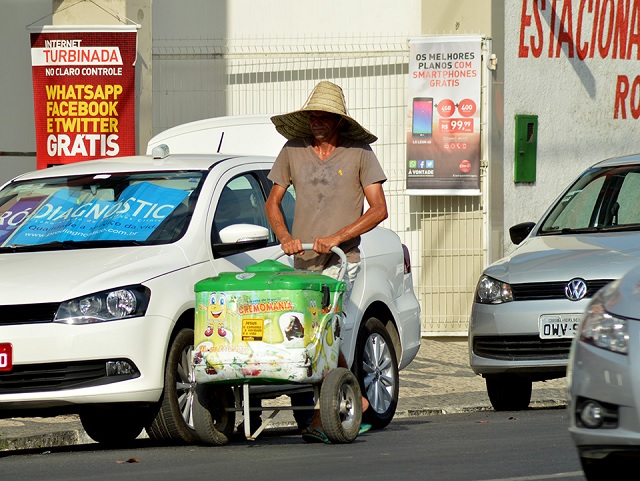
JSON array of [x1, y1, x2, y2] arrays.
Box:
[[485, 375, 532, 411], [320, 367, 362, 443], [354, 317, 399, 429], [146, 328, 200, 444], [192, 384, 236, 446], [80, 406, 146, 445]]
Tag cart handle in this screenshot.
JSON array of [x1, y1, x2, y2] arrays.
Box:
[[270, 243, 347, 283]]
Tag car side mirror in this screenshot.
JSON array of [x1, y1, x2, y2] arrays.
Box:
[[213, 224, 270, 258], [219, 224, 269, 244], [509, 222, 536, 245]]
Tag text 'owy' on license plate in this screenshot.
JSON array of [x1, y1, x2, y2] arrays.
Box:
[[0, 343, 13, 372], [539, 314, 582, 339]]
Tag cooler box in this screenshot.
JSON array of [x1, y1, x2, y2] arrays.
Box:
[[193, 259, 346, 385]]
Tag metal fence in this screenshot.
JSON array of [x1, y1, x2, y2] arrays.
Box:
[[152, 34, 486, 336]]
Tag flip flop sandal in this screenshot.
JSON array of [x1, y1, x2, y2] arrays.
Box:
[[301, 427, 330, 444], [358, 423, 372, 435]]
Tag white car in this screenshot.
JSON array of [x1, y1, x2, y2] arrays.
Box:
[[0, 145, 421, 444], [568, 264, 640, 480]]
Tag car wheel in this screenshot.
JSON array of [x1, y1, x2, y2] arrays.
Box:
[[320, 367, 362, 443], [354, 317, 399, 429], [485, 375, 532, 411], [146, 328, 200, 444], [80, 406, 146, 445], [192, 384, 236, 446]]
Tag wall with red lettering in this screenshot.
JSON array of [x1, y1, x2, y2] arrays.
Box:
[[503, 0, 640, 247]]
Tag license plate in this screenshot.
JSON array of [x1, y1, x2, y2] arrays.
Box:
[[539, 314, 582, 339], [0, 343, 13, 372]]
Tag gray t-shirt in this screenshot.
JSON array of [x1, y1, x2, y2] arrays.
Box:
[[268, 137, 387, 270]]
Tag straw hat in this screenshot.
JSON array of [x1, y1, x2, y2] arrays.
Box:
[[271, 81, 377, 144]]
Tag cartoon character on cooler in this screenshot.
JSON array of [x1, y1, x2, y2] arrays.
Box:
[[307, 299, 320, 330], [207, 292, 233, 343], [307, 313, 343, 379]]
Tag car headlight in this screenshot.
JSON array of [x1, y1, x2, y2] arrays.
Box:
[[580, 281, 629, 354], [579, 285, 628, 354], [474, 275, 513, 304], [54, 286, 150, 325]]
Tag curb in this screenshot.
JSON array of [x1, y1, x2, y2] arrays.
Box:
[[2, 429, 92, 452]]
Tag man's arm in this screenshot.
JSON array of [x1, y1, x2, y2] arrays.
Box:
[[265, 184, 304, 255], [313, 181, 388, 254]]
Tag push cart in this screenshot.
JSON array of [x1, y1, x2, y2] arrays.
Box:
[[191, 245, 363, 445]]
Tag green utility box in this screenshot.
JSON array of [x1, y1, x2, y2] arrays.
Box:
[[514, 114, 538, 183]]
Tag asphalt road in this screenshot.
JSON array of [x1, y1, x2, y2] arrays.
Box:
[[1, 409, 585, 481], [1, 339, 569, 451]]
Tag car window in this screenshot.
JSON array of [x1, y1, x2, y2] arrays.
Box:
[[281, 184, 296, 230], [542, 176, 605, 231], [539, 164, 640, 233], [615, 172, 640, 225], [0, 171, 205, 250], [212, 173, 274, 243]]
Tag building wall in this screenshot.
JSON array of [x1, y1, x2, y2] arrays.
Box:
[[0, 0, 50, 184], [502, 0, 640, 253], [422, 0, 493, 33], [150, 0, 422, 130]]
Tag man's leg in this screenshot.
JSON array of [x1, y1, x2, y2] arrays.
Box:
[[300, 261, 370, 441], [289, 391, 314, 432]]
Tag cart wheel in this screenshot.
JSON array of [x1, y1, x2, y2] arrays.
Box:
[[320, 367, 362, 443], [192, 384, 236, 446]]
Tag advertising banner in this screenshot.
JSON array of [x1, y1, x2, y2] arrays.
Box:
[[5, 182, 188, 245], [0, 196, 48, 244], [407, 36, 482, 195], [30, 25, 138, 169]]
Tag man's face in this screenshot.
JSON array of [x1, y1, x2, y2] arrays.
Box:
[[308, 111, 342, 142]]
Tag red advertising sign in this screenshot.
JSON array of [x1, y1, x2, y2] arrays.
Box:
[[30, 26, 137, 169]]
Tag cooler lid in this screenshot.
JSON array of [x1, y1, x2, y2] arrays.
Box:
[[245, 259, 295, 273], [195, 261, 345, 293]]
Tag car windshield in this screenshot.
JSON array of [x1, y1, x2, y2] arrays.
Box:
[[0, 170, 205, 252], [539, 164, 640, 235]]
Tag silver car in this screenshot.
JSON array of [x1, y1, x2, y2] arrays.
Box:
[[568, 264, 640, 480], [469, 153, 640, 411]]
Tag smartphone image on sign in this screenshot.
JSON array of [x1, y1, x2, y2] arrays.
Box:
[[412, 97, 433, 138]]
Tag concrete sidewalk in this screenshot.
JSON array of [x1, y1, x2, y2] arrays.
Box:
[[0, 339, 568, 452]]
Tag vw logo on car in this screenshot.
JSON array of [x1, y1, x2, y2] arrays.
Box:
[[565, 278, 587, 301]]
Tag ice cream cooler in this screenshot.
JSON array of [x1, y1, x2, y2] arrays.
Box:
[[193, 259, 346, 385]]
